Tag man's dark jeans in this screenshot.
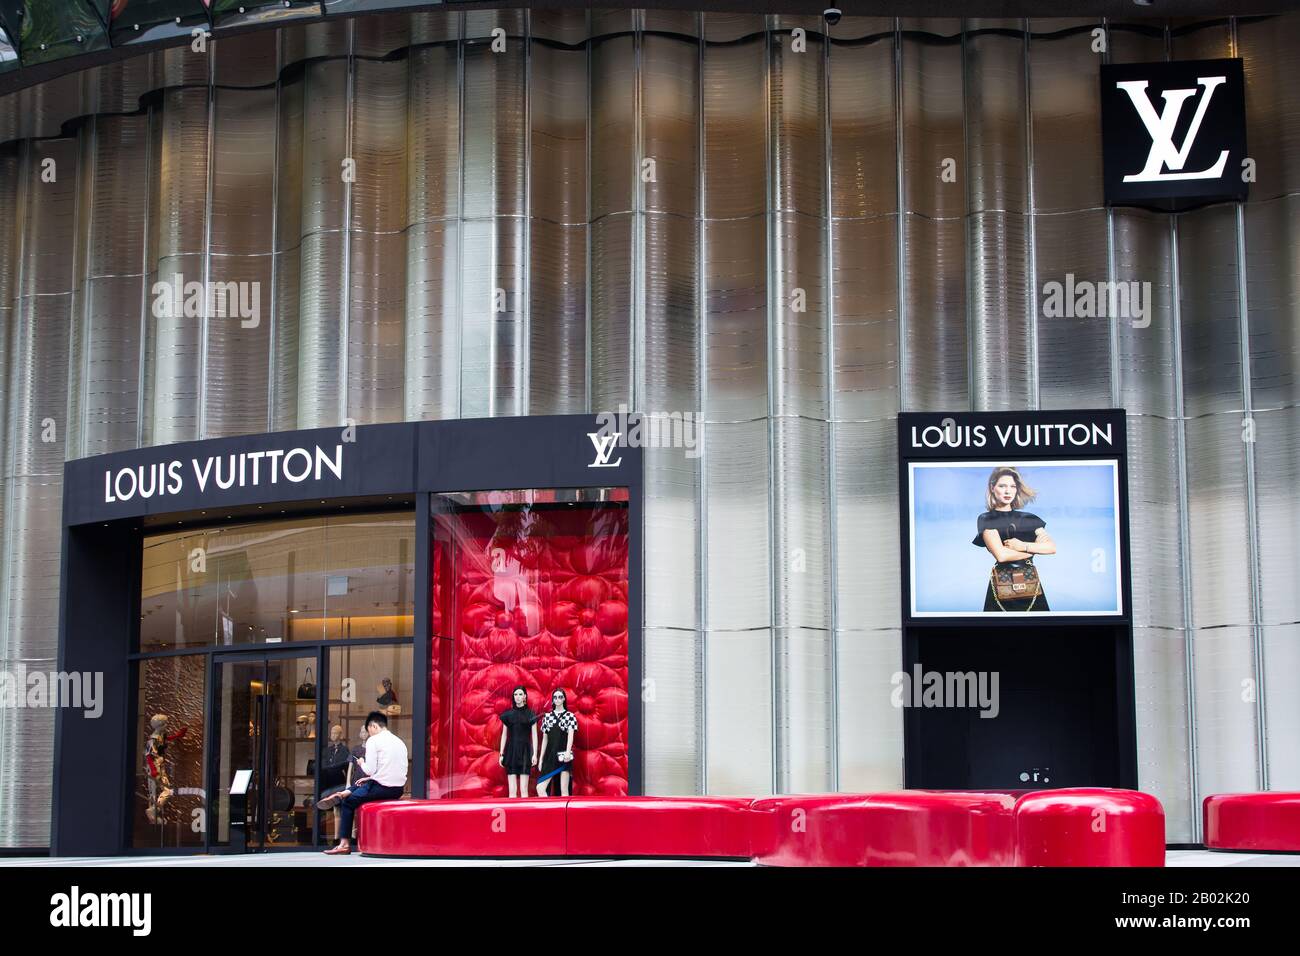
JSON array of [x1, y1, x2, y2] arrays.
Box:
[[337, 781, 404, 844]]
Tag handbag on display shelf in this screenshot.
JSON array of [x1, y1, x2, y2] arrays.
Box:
[[271, 779, 295, 812], [297, 667, 316, 700]]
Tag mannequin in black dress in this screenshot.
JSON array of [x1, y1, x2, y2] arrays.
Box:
[[974, 466, 1056, 612], [498, 685, 538, 798], [536, 689, 579, 797]]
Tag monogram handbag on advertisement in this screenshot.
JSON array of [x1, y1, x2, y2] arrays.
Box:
[[991, 560, 1042, 604]]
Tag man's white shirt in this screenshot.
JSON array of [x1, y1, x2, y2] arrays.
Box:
[[358, 727, 409, 788]]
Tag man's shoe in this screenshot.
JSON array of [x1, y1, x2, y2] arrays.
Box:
[[315, 792, 346, 810], [323, 844, 351, 855]]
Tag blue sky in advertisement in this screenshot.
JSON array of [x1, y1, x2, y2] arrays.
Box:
[[910, 460, 1121, 616]]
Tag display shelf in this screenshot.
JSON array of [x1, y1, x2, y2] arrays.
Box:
[[335, 712, 409, 719]]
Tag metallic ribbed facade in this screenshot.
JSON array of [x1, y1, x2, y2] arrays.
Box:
[[2, 9, 1298, 847]]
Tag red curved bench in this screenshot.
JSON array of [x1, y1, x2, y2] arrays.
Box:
[[355, 789, 1166, 865], [752, 791, 1017, 867], [361, 798, 568, 857], [1204, 792, 1300, 852], [566, 796, 754, 858], [1015, 788, 1165, 866]]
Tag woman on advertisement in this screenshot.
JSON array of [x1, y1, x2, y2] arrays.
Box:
[[974, 466, 1056, 612]]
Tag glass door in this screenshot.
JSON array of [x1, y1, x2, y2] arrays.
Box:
[[210, 650, 322, 850]]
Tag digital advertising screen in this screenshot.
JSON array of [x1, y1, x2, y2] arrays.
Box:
[[899, 412, 1130, 622]]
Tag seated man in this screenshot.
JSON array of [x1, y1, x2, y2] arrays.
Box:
[[317, 711, 408, 855]]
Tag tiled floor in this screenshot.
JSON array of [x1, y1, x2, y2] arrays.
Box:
[[2, 850, 1297, 867]]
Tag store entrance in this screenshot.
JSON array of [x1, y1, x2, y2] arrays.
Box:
[[209, 650, 323, 851]]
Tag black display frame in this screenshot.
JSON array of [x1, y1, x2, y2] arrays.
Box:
[[898, 410, 1134, 627], [51, 414, 644, 856], [897, 410, 1138, 791]]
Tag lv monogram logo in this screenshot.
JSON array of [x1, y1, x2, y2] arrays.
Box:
[[587, 432, 623, 468], [1116, 75, 1229, 183]]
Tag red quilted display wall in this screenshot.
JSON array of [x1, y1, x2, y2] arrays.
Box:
[[428, 496, 629, 798]]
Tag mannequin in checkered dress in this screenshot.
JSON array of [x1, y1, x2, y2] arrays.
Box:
[[535, 689, 578, 797]]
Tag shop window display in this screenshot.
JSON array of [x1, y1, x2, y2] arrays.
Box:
[[430, 488, 629, 798], [321, 645, 413, 842], [133, 655, 206, 848], [140, 512, 416, 650]]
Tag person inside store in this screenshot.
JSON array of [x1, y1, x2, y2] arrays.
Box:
[[974, 466, 1056, 612], [318, 724, 373, 839], [316, 711, 409, 855], [319, 724, 350, 792], [498, 685, 538, 797], [535, 689, 579, 797], [313, 724, 351, 836], [349, 723, 369, 783]]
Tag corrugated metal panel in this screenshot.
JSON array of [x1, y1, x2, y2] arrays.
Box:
[[347, 58, 408, 425], [528, 41, 588, 415], [3, 13, 1300, 846], [704, 628, 773, 795], [1, 138, 75, 846], [643, 626, 703, 793]]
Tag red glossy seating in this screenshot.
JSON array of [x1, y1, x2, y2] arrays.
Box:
[[748, 794, 870, 861], [752, 792, 1017, 866], [361, 797, 568, 857], [355, 789, 1166, 865], [1014, 788, 1165, 866], [1204, 792, 1300, 852], [566, 796, 754, 858]]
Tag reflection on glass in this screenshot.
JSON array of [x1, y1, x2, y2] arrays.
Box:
[[213, 659, 258, 847], [323, 514, 415, 640], [13, 0, 108, 64], [212, 654, 322, 849], [323, 644, 413, 842], [430, 488, 630, 798], [0, 24, 19, 72], [140, 511, 415, 650], [109, 1, 209, 48], [133, 655, 206, 848], [211, 0, 318, 27]]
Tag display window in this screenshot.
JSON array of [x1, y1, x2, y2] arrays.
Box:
[[140, 512, 416, 650], [133, 510, 417, 850], [132, 655, 207, 849], [430, 488, 630, 798], [322, 643, 414, 843]]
